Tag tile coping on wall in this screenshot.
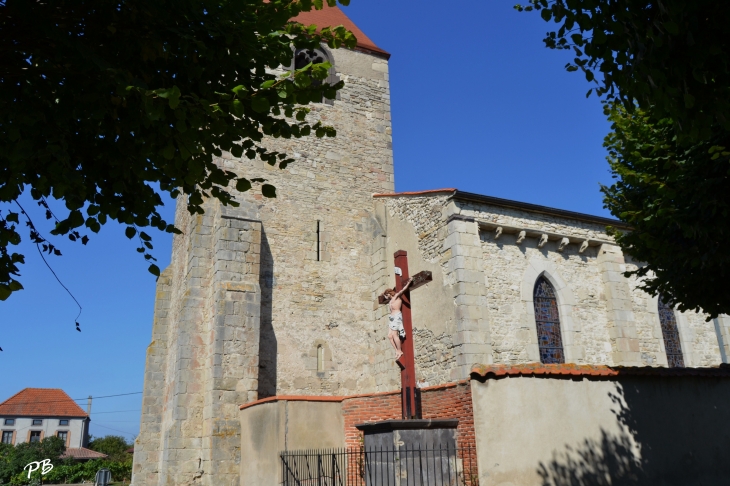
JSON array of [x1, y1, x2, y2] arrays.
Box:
[[470, 362, 730, 380], [239, 380, 469, 411], [372, 188, 457, 198]]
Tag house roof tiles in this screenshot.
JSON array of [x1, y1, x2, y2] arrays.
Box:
[[62, 448, 108, 460], [0, 388, 88, 417]]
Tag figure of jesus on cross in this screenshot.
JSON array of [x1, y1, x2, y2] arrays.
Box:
[[378, 250, 432, 419], [382, 278, 414, 360]]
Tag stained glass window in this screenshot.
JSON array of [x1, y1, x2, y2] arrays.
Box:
[[533, 276, 565, 364], [658, 296, 685, 368]]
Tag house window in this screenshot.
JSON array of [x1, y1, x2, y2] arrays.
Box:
[[29, 431, 41, 443], [59, 419, 69, 426], [57, 431, 68, 443], [3, 419, 14, 426], [534, 276, 565, 364], [32, 419, 42, 426], [1, 431, 12, 444], [658, 296, 685, 368]]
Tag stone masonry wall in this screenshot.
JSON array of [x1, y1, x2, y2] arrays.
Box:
[[132, 268, 172, 486], [135, 45, 395, 486], [134, 199, 263, 486], [377, 193, 724, 373], [213, 47, 394, 397], [626, 258, 723, 368]]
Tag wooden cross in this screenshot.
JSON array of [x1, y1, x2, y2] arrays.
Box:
[[378, 250, 432, 419]]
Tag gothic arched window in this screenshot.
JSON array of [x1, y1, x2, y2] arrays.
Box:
[[658, 296, 685, 368], [294, 48, 337, 105], [533, 276, 565, 364]]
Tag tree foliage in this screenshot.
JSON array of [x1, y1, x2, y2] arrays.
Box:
[[0, 436, 66, 484], [515, 0, 730, 143], [0, 0, 356, 301], [601, 104, 730, 317], [517, 0, 730, 316], [88, 435, 131, 462]]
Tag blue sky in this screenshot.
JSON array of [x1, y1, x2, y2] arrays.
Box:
[[1, 1, 614, 440]]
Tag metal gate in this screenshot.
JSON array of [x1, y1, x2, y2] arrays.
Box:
[[280, 445, 478, 486]]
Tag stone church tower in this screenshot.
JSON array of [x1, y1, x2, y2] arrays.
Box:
[[132, 7, 394, 486], [132, 6, 730, 486]]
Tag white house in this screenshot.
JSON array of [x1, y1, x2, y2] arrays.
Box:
[[0, 388, 90, 450]]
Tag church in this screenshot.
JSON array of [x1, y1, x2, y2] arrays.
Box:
[[131, 6, 730, 486]]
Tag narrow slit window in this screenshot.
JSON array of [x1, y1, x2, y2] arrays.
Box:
[[533, 276, 565, 364], [317, 345, 324, 372], [658, 296, 685, 368], [316, 221, 321, 262]]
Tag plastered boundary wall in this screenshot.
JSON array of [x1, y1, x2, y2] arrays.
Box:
[[374, 192, 724, 382], [471, 370, 730, 486], [238, 382, 477, 486]]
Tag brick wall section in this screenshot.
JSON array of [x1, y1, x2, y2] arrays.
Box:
[[341, 381, 476, 452]]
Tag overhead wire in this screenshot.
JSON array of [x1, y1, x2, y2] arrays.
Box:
[[0, 392, 143, 406]]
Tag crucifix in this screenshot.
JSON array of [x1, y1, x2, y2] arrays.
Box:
[[378, 250, 432, 419]]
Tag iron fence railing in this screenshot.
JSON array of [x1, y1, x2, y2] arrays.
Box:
[[280, 445, 478, 486]]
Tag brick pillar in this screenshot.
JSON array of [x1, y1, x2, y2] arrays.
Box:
[[597, 244, 641, 366], [443, 214, 492, 379]]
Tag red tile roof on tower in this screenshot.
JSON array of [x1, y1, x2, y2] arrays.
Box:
[[292, 5, 389, 58], [0, 388, 88, 417]]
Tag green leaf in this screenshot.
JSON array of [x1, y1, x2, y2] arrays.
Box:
[[260, 80, 276, 89], [251, 97, 270, 113], [231, 100, 244, 117], [162, 143, 175, 160], [261, 184, 277, 198], [148, 264, 161, 277], [664, 21, 679, 35], [0, 285, 10, 301], [6, 212, 19, 223], [684, 93, 695, 108], [125, 227, 136, 239], [231, 85, 248, 96]]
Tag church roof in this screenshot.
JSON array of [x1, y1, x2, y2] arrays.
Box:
[[373, 188, 631, 229], [0, 388, 88, 418], [293, 5, 389, 58]]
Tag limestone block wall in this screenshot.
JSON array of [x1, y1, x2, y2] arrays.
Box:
[[627, 262, 724, 368], [211, 47, 395, 398], [372, 196, 461, 389], [465, 201, 613, 366], [132, 268, 172, 486], [134, 199, 263, 486], [135, 45, 395, 486], [375, 192, 725, 374]]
